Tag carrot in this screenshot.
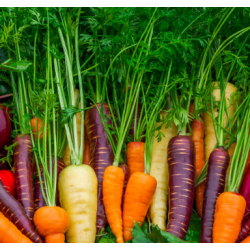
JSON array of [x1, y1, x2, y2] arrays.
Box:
[[200, 147, 230, 242], [149, 112, 177, 230], [241, 235, 250, 243], [30, 117, 44, 139], [213, 192, 246, 243], [103, 166, 124, 243], [126, 142, 145, 176], [59, 165, 98, 243], [13, 134, 35, 221], [0, 212, 32, 243], [34, 206, 69, 243], [189, 103, 205, 217], [0, 179, 43, 242], [123, 172, 157, 242], [85, 103, 114, 234], [166, 135, 195, 239]]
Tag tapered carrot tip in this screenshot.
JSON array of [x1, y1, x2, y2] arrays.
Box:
[[45, 233, 65, 243]]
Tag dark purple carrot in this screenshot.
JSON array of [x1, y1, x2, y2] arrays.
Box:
[[236, 218, 250, 242], [200, 146, 230, 243], [34, 157, 65, 211], [85, 103, 114, 234], [13, 134, 35, 221], [0, 106, 12, 151], [0, 179, 43, 242], [166, 135, 195, 239]]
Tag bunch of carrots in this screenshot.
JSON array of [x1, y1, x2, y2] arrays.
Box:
[[1, 7, 250, 244]]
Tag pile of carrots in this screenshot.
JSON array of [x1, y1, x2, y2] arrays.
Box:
[[1, 7, 250, 244]]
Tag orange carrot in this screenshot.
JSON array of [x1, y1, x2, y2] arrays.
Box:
[[241, 236, 250, 243], [33, 206, 69, 243], [103, 166, 125, 243], [123, 172, 157, 242], [189, 103, 205, 217], [126, 142, 144, 177], [30, 117, 44, 139], [0, 212, 32, 243], [213, 192, 246, 243]]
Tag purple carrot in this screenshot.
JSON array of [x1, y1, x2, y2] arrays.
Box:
[[166, 135, 195, 239], [85, 103, 114, 234], [13, 134, 35, 220], [235, 166, 250, 242], [0, 179, 43, 242], [34, 157, 65, 210], [200, 146, 230, 243], [236, 218, 250, 242]]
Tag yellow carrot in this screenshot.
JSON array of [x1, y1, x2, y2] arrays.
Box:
[[149, 111, 177, 230], [58, 164, 97, 243]]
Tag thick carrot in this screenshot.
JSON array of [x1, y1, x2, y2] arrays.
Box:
[[241, 235, 250, 243], [34, 206, 69, 243], [149, 113, 177, 230], [189, 104, 205, 217], [126, 142, 144, 177], [123, 172, 157, 242], [213, 192, 246, 243], [200, 147, 230, 243], [13, 134, 35, 220], [34, 157, 65, 211], [0, 179, 43, 242], [103, 166, 124, 243], [166, 135, 195, 239], [85, 103, 114, 234], [0, 212, 32, 243]]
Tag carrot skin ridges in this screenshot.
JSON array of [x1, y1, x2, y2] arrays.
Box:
[[213, 192, 246, 243], [13, 134, 35, 221], [103, 166, 124, 243], [166, 135, 195, 239], [200, 147, 230, 243], [34, 157, 65, 211], [0, 179, 43, 243], [85, 103, 114, 234], [126, 142, 144, 177], [123, 172, 157, 242]]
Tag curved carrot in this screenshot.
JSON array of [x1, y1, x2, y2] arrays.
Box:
[[241, 236, 250, 243], [189, 104, 205, 217], [123, 172, 157, 242], [0, 212, 32, 243], [126, 142, 144, 177], [103, 166, 124, 243], [213, 192, 246, 243], [34, 206, 69, 243]]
